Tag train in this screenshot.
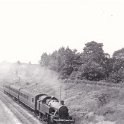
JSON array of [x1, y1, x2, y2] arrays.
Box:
[[3, 83, 75, 124]]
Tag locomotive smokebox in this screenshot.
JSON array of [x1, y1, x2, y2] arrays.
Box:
[[58, 105, 69, 119]]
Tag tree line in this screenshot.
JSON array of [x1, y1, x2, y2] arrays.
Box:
[[40, 41, 124, 83]]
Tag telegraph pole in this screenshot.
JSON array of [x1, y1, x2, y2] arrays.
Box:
[[16, 61, 21, 83], [60, 85, 61, 101]]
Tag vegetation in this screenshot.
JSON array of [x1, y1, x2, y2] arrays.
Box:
[[40, 41, 124, 83]]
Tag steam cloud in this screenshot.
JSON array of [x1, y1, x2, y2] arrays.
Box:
[[0, 62, 64, 99]]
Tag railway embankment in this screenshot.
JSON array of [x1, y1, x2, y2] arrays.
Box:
[[7, 79, 123, 124]]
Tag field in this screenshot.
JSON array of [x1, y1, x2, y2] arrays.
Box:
[[1, 62, 124, 124]]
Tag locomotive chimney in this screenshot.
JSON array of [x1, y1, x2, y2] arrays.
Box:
[[59, 85, 64, 105], [60, 100, 64, 105]]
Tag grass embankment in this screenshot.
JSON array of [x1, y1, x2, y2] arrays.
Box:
[[62, 81, 124, 124]]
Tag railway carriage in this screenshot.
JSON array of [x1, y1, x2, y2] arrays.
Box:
[[9, 84, 21, 100], [3, 85, 10, 94], [19, 88, 43, 111], [4, 83, 21, 99]]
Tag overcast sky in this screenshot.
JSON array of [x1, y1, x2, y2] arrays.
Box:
[[0, 0, 124, 63]]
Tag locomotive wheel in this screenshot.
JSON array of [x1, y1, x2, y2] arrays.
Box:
[[38, 113, 47, 122], [38, 112, 43, 121], [47, 115, 51, 124]]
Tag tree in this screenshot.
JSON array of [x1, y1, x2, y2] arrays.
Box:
[[81, 41, 105, 64], [17, 60, 21, 65], [113, 48, 124, 59], [59, 47, 81, 79], [40, 52, 49, 66], [107, 48, 124, 83], [78, 41, 107, 80]]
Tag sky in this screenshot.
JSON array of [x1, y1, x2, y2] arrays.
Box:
[[0, 0, 124, 63]]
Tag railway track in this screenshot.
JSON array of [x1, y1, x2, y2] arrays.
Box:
[[0, 87, 42, 124]]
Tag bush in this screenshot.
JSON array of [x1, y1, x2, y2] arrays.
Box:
[[77, 61, 106, 81], [108, 72, 122, 83]]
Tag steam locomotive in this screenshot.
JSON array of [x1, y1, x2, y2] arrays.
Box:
[[3, 83, 75, 124]]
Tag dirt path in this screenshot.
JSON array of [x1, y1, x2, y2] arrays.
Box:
[[0, 99, 21, 124]]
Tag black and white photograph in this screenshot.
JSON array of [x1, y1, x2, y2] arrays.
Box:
[[0, 0, 124, 124]]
